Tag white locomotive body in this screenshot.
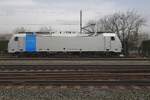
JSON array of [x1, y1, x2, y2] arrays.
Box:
[[8, 32, 122, 55]]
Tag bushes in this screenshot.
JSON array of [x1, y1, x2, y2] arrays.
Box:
[[0, 40, 8, 52], [139, 40, 150, 57]]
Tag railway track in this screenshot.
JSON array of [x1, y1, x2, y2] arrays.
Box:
[[0, 65, 150, 72], [0, 58, 149, 85], [0, 71, 149, 86], [0, 64, 149, 85], [0, 57, 149, 61]]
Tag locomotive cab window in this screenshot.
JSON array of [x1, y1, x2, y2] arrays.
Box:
[[14, 37, 18, 41], [111, 36, 115, 41]]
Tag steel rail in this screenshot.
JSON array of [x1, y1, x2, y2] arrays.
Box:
[[0, 80, 149, 86], [0, 69, 150, 73], [0, 58, 149, 61], [0, 73, 149, 80], [0, 65, 149, 70]]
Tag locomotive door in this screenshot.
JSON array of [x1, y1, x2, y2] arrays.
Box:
[[104, 36, 111, 51], [25, 33, 36, 52], [18, 37, 24, 51]]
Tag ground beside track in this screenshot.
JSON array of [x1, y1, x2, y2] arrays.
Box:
[[0, 86, 150, 100], [0, 60, 150, 65], [0, 58, 150, 99]]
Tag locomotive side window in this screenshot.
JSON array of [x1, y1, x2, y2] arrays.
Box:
[[111, 36, 115, 41], [14, 37, 18, 41]]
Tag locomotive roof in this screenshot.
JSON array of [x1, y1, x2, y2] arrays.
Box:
[[103, 33, 116, 36], [13, 32, 116, 37], [13, 34, 26, 37]]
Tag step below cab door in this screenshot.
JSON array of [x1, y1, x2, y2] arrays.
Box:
[[104, 36, 111, 51]]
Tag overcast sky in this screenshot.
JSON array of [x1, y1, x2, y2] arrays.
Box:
[[0, 0, 150, 33]]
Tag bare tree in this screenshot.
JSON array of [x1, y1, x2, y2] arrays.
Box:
[[97, 11, 146, 55], [82, 20, 96, 35]]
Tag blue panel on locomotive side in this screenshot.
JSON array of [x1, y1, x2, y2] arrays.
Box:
[[25, 32, 36, 52]]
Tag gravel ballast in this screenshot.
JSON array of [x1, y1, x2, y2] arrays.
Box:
[[0, 86, 149, 100]]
